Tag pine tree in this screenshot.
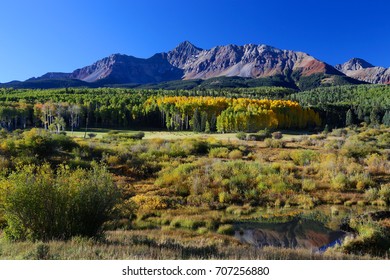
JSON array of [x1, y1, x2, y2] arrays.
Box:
[[192, 109, 201, 132], [370, 107, 381, 125], [345, 109, 354, 127], [357, 107, 365, 122], [200, 111, 208, 132], [209, 113, 217, 132], [323, 124, 330, 134], [205, 120, 211, 133], [382, 110, 390, 127]]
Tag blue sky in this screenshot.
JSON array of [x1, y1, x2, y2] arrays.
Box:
[[0, 0, 389, 82]]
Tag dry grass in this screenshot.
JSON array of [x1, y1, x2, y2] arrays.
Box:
[[0, 230, 377, 260]]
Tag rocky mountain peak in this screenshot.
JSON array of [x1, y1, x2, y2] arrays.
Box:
[[334, 58, 390, 84], [174, 41, 202, 52], [167, 41, 203, 68], [335, 58, 374, 72]]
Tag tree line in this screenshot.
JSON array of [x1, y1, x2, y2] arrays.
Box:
[[290, 84, 390, 127], [0, 84, 389, 132]]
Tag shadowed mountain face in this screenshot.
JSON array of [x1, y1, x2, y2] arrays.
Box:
[[336, 58, 390, 84], [234, 219, 346, 250]]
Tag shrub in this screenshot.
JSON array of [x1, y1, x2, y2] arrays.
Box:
[[365, 153, 388, 175], [378, 184, 390, 203], [340, 138, 376, 158], [342, 218, 390, 256], [129, 132, 145, 140], [228, 149, 243, 160], [330, 128, 348, 137], [330, 173, 349, 191], [289, 150, 318, 165], [302, 179, 316, 192], [87, 133, 97, 139], [105, 155, 121, 166], [330, 206, 339, 216], [357, 200, 366, 207], [294, 194, 315, 209], [264, 138, 286, 148], [324, 139, 344, 150], [272, 131, 283, 139], [344, 200, 354, 207], [0, 156, 10, 172], [0, 163, 120, 241], [247, 129, 272, 141], [217, 224, 234, 235], [236, 132, 247, 140], [278, 151, 291, 160], [209, 147, 229, 158], [351, 173, 375, 191], [364, 188, 378, 202], [218, 192, 232, 204], [132, 195, 169, 211]]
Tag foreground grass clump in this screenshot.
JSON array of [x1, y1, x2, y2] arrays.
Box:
[[0, 230, 376, 260], [341, 215, 390, 257], [0, 163, 120, 241]]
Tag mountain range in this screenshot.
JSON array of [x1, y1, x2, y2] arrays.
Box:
[[1, 41, 389, 90]]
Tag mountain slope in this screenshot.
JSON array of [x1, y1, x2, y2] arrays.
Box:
[[336, 58, 390, 84]]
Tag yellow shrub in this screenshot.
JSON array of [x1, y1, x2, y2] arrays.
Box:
[[365, 153, 388, 175], [228, 149, 243, 160], [131, 195, 168, 211]]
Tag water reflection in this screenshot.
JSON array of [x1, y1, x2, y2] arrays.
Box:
[[235, 218, 346, 250]]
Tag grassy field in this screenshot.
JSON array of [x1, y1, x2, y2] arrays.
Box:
[[65, 128, 307, 141]]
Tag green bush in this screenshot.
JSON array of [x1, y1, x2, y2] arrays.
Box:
[[228, 149, 243, 159], [342, 218, 390, 256], [340, 138, 377, 158], [264, 138, 286, 148], [302, 179, 316, 192], [247, 129, 272, 141], [236, 132, 247, 140], [289, 150, 318, 165], [129, 132, 145, 140], [0, 163, 120, 241], [272, 131, 283, 139], [217, 224, 234, 235], [378, 184, 390, 203], [364, 188, 378, 202], [330, 172, 349, 191], [209, 147, 229, 158]]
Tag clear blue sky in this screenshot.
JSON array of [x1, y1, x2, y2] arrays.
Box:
[[1, 0, 389, 82]]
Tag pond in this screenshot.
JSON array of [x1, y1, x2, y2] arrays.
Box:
[[234, 218, 347, 250]]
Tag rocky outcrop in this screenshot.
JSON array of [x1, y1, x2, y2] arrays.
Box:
[[336, 58, 390, 84]]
